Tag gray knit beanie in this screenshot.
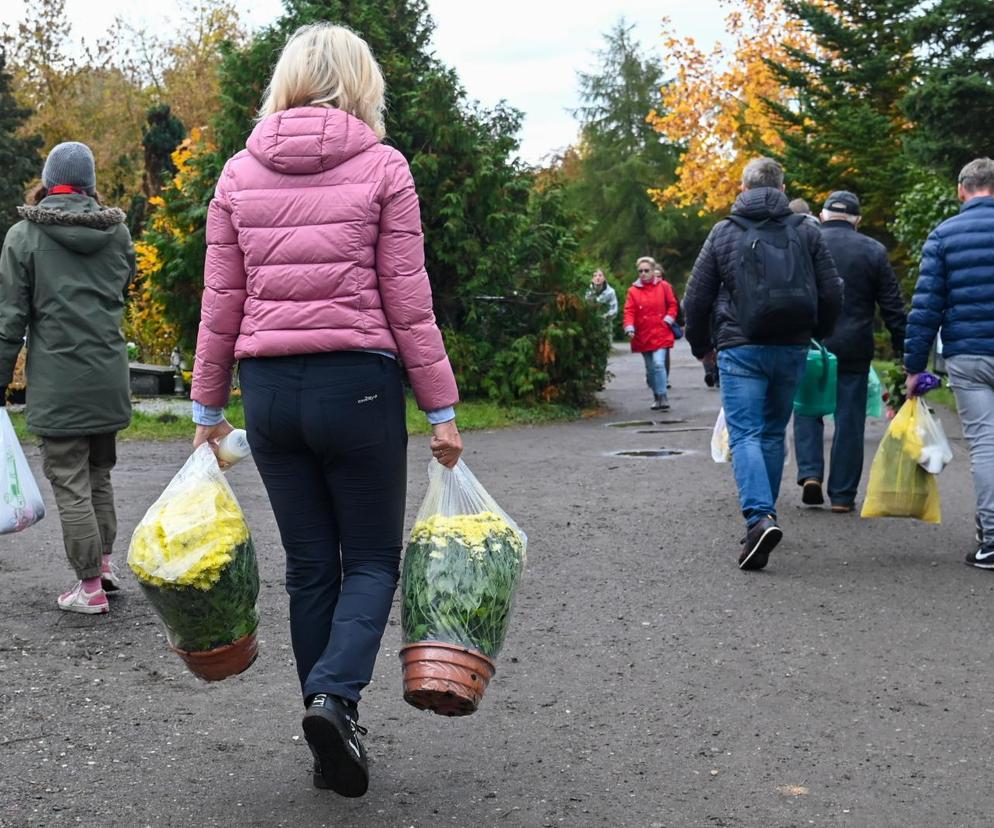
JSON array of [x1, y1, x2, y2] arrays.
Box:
[[42, 142, 97, 193]]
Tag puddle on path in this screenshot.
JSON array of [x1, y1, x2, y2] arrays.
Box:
[[611, 449, 685, 458], [636, 427, 710, 434], [606, 418, 688, 428]]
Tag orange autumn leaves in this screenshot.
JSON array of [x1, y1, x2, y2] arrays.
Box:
[[649, 0, 823, 213]]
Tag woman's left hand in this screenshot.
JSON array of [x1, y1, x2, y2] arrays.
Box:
[[193, 418, 235, 469], [430, 420, 463, 469]]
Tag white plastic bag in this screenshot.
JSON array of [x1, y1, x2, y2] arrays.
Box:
[[915, 399, 953, 474], [711, 408, 731, 463], [0, 409, 45, 534]]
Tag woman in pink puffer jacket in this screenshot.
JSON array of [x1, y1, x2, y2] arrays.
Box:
[[190, 23, 462, 798]]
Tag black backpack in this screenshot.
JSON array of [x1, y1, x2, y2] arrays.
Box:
[[726, 213, 818, 340]]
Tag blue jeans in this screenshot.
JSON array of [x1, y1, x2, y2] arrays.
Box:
[[641, 349, 669, 397], [794, 370, 869, 507], [718, 345, 808, 525]]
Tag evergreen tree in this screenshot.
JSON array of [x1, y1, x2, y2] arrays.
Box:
[[564, 21, 708, 283], [142, 104, 186, 197], [766, 1, 920, 241], [142, 0, 608, 404], [903, 0, 994, 178], [0, 49, 42, 238]]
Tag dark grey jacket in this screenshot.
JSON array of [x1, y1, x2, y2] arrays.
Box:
[[820, 220, 905, 374], [0, 194, 135, 436], [684, 188, 843, 357]]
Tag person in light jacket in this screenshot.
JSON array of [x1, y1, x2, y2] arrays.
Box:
[[189, 24, 462, 797], [585, 269, 619, 319]]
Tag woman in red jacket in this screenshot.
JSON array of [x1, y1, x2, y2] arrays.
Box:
[[623, 256, 679, 410]]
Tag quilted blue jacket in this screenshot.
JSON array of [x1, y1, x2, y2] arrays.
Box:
[[905, 196, 994, 373]]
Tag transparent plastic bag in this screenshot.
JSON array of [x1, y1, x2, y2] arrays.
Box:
[[913, 399, 952, 474], [401, 460, 526, 661], [0, 409, 45, 534], [711, 408, 731, 463], [861, 399, 941, 523], [127, 445, 260, 663], [866, 367, 884, 418]]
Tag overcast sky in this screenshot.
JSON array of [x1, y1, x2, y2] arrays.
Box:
[[0, 0, 728, 163]]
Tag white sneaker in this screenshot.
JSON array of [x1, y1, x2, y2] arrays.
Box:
[[100, 560, 123, 592], [57, 582, 109, 614]]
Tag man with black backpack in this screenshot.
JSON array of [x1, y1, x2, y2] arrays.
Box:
[[684, 158, 843, 571]]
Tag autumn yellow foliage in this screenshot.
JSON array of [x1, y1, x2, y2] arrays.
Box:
[[649, 0, 820, 213], [123, 128, 214, 362]]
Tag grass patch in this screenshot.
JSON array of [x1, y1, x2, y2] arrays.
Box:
[[8, 395, 582, 443]]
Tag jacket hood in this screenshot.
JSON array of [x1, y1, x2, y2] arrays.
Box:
[[246, 107, 381, 175], [18, 195, 126, 254], [731, 187, 792, 220]]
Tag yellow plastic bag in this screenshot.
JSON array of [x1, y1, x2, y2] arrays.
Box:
[[861, 400, 941, 523]]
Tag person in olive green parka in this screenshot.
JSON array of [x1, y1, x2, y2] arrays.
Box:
[[0, 142, 135, 614]]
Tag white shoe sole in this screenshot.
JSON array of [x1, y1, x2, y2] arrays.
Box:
[[57, 598, 109, 614]]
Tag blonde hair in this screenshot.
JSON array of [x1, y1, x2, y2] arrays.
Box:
[[259, 24, 386, 139], [636, 256, 657, 270]]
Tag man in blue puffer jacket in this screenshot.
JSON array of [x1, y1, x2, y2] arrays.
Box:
[[905, 157, 994, 570]]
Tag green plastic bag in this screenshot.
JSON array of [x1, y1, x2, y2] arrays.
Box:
[[866, 367, 883, 418], [794, 340, 837, 417], [861, 399, 941, 523]]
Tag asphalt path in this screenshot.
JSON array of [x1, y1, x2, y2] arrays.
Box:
[[1, 342, 991, 827]]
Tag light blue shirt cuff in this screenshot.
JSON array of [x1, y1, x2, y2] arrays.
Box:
[[426, 406, 455, 425], [192, 401, 224, 426]]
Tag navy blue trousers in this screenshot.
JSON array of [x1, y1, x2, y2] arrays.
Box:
[[794, 370, 870, 507], [240, 352, 407, 704]]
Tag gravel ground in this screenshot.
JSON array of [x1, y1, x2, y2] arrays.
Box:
[[1, 343, 991, 828]]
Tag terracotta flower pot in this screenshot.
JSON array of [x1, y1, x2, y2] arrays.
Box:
[[399, 642, 496, 717], [169, 629, 259, 682]]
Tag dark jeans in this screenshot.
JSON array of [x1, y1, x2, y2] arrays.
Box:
[[718, 345, 808, 525], [39, 434, 117, 580], [240, 352, 408, 704], [794, 370, 869, 507]]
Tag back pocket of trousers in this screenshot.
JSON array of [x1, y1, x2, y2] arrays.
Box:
[[319, 384, 387, 453]]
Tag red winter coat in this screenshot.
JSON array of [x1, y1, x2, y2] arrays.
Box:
[[623, 278, 679, 353]]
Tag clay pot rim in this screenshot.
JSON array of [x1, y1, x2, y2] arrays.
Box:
[[399, 641, 496, 669], [168, 626, 258, 658]]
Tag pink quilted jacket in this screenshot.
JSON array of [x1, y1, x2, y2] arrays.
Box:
[[191, 106, 459, 411]]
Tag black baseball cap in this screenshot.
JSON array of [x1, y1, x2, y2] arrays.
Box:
[[823, 190, 861, 216]]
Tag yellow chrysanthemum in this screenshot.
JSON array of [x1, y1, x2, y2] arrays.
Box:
[[128, 481, 249, 590], [410, 512, 524, 562]]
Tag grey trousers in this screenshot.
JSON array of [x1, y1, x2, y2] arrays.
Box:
[[946, 356, 994, 541], [39, 434, 118, 580]]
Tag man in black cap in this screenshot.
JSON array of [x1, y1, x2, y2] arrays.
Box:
[[793, 190, 906, 512]]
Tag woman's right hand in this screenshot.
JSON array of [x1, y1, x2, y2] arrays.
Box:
[[430, 420, 463, 469], [193, 418, 235, 469]]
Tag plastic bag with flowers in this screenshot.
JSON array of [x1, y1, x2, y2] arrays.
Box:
[[0, 409, 45, 534], [400, 460, 526, 716], [128, 445, 260, 681]]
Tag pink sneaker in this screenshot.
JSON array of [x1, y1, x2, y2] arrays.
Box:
[[57, 582, 109, 614], [100, 559, 123, 592]]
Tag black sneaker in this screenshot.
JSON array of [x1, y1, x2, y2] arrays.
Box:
[[801, 479, 824, 506], [651, 395, 664, 410], [965, 545, 994, 570], [302, 694, 369, 797], [738, 516, 783, 571]]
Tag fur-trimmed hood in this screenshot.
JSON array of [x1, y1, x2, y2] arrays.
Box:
[[17, 194, 127, 254]]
